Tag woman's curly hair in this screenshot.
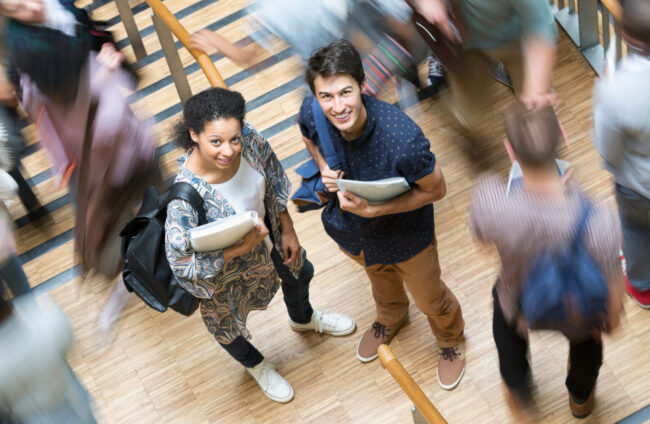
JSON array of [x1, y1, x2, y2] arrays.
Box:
[[174, 87, 246, 150]]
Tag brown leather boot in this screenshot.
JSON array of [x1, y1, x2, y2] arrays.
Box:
[[569, 390, 595, 419]]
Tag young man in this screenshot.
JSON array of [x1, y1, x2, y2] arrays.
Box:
[[592, 0, 650, 309], [298, 39, 465, 390], [469, 103, 623, 418]]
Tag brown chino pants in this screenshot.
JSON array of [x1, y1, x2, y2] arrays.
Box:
[[342, 241, 465, 348]]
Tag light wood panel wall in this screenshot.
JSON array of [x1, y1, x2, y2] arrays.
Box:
[[6, 0, 649, 423]]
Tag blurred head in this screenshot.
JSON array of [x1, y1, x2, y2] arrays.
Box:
[[175, 88, 246, 171], [504, 102, 560, 169], [305, 40, 367, 139], [622, 0, 650, 55]]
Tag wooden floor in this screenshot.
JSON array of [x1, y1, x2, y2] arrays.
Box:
[[7, 0, 650, 423]]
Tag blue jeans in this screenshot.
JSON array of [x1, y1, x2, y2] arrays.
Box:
[[616, 184, 650, 292], [0, 255, 32, 299]]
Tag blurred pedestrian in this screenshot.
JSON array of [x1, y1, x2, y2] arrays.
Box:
[[592, 0, 650, 309], [0, 295, 96, 423], [469, 102, 624, 419], [412, 0, 557, 143]]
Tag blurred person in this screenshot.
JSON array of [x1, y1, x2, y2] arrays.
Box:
[[592, 0, 650, 309], [165, 88, 355, 404], [0, 295, 96, 423], [6, 0, 160, 348], [299, 40, 466, 390], [0, 169, 34, 305], [469, 102, 624, 419], [189, 0, 429, 109], [412, 0, 557, 141]]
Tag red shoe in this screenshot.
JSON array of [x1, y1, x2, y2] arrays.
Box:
[[625, 276, 650, 309]]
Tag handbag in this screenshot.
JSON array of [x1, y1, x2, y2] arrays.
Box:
[[405, 0, 463, 74], [291, 97, 341, 212]]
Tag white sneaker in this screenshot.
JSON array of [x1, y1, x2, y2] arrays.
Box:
[[246, 360, 294, 403], [289, 310, 356, 336]]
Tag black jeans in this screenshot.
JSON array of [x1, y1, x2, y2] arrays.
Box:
[[492, 286, 602, 400], [219, 251, 314, 368]]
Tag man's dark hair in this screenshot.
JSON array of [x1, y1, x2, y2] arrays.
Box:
[[305, 39, 365, 93], [622, 0, 650, 52], [174, 88, 246, 150], [505, 102, 560, 168]]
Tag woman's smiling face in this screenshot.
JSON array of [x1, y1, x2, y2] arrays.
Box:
[[190, 117, 243, 172]]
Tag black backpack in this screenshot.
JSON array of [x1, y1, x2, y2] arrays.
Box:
[[119, 182, 207, 316]]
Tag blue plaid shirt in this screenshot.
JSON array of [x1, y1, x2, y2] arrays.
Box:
[[298, 95, 436, 266]]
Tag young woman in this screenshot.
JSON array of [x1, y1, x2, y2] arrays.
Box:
[[165, 88, 355, 403]]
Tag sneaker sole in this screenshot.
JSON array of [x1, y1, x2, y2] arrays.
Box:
[[289, 323, 357, 337], [263, 387, 294, 404], [356, 316, 408, 363], [437, 367, 465, 391], [626, 290, 650, 309], [356, 346, 379, 363]]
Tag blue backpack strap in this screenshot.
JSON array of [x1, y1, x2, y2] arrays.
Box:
[[311, 96, 340, 170], [573, 197, 593, 245]]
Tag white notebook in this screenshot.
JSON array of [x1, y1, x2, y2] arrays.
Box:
[[336, 177, 410, 204], [190, 211, 259, 252]]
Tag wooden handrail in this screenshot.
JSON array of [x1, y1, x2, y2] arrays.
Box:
[[145, 0, 227, 88], [378, 345, 448, 424], [601, 0, 622, 23]]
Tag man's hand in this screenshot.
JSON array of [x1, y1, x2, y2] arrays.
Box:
[[337, 190, 374, 218], [321, 166, 344, 193], [281, 226, 300, 265], [413, 0, 461, 43], [0, 0, 45, 23]]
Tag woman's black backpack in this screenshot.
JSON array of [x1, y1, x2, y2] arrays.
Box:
[[119, 182, 206, 316]]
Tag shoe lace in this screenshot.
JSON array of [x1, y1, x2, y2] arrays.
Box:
[[371, 322, 388, 339], [440, 346, 461, 362], [314, 309, 344, 334]]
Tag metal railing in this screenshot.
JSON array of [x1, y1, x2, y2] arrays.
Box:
[[378, 345, 448, 424], [551, 0, 626, 75], [114, 0, 227, 104]]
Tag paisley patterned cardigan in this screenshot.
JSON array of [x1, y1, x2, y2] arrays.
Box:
[[164, 122, 306, 343]]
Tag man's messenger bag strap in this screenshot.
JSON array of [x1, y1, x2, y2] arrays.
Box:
[[291, 97, 341, 211]]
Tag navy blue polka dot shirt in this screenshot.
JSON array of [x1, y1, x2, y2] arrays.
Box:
[[298, 94, 436, 266]]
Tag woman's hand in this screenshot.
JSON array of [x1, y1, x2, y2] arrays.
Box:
[[281, 225, 300, 265], [97, 43, 124, 72], [241, 218, 269, 253], [95, 43, 124, 86], [223, 218, 269, 262]]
